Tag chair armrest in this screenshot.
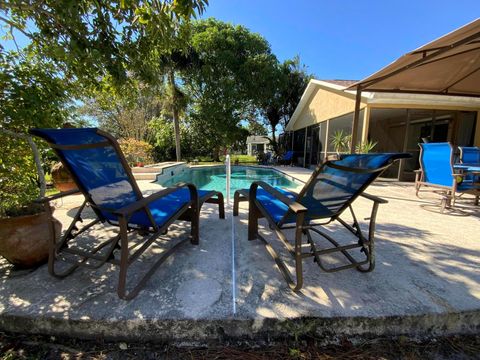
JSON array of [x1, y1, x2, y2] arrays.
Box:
[[413, 169, 422, 173], [249, 181, 307, 214], [360, 192, 388, 204], [35, 189, 81, 203], [113, 183, 198, 217]]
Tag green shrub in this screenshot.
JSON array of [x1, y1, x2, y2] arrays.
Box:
[[224, 155, 257, 163], [119, 138, 154, 166], [0, 51, 71, 217]]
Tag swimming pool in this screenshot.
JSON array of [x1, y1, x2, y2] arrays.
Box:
[[157, 166, 300, 197]]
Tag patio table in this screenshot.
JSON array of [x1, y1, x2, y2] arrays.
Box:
[[454, 163, 480, 173]]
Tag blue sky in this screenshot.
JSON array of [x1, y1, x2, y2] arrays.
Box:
[[201, 0, 480, 80], [2, 2, 478, 81]]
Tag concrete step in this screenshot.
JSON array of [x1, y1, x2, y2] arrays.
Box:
[[131, 167, 163, 174], [133, 173, 158, 181]]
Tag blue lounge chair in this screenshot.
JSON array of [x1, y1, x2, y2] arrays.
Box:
[[235, 153, 409, 291], [459, 146, 480, 164], [415, 142, 479, 211], [278, 150, 294, 165], [31, 128, 224, 300]]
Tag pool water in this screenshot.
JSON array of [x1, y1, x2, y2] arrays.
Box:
[[158, 166, 299, 197]]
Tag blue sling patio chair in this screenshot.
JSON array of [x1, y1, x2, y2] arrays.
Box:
[[459, 146, 480, 164], [415, 142, 479, 212], [30, 128, 225, 300], [458, 146, 480, 184], [234, 153, 409, 291], [278, 150, 294, 165]]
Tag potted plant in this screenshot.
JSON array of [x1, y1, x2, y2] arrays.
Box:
[[355, 140, 378, 154], [0, 50, 74, 268], [51, 161, 78, 192], [330, 130, 352, 155], [0, 129, 62, 268]]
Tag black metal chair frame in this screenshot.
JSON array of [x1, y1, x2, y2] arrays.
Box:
[[236, 160, 394, 292], [33, 129, 225, 300]]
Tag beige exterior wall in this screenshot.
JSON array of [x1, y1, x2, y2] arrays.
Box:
[[290, 83, 480, 145], [291, 87, 366, 131]]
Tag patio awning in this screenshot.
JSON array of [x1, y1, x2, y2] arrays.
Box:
[[346, 18, 480, 152], [347, 18, 480, 97]]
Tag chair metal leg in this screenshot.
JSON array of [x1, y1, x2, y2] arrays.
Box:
[[47, 200, 106, 278], [248, 200, 259, 241], [116, 217, 191, 300], [356, 201, 378, 272], [190, 206, 200, 245], [233, 191, 241, 216], [292, 212, 305, 291], [217, 192, 225, 219]]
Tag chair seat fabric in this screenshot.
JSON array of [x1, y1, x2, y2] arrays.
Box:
[[254, 188, 296, 223], [458, 180, 480, 192], [255, 187, 334, 224], [104, 188, 213, 228]]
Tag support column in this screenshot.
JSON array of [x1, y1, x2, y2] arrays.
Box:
[[475, 111, 480, 146], [361, 106, 371, 144], [350, 86, 362, 153]]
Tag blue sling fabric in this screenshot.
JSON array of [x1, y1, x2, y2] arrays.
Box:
[[256, 154, 401, 224], [253, 188, 297, 223], [31, 128, 192, 228], [459, 146, 480, 164], [419, 143, 454, 187], [282, 151, 293, 161]]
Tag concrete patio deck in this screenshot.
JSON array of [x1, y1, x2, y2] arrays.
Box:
[[0, 167, 479, 344]]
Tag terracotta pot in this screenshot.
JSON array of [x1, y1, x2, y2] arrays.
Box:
[[51, 162, 77, 192], [0, 211, 62, 268]]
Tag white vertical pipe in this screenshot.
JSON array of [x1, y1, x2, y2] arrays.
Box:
[[225, 154, 231, 204]]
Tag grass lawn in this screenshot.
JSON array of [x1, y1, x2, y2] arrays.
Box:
[[189, 155, 258, 165]]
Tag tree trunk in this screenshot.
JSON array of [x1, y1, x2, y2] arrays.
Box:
[[270, 125, 278, 155], [169, 70, 181, 162], [213, 145, 221, 162]]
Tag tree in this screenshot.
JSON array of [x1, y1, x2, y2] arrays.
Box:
[[257, 57, 311, 155], [247, 120, 268, 136], [184, 18, 278, 160], [0, 50, 73, 216], [79, 77, 165, 141], [0, 0, 208, 85], [158, 46, 199, 162]]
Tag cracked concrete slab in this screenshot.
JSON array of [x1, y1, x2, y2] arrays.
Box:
[[0, 174, 479, 344]]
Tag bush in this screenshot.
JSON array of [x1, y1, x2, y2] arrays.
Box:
[[220, 154, 256, 164], [119, 138, 154, 166], [0, 51, 71, 217], [0, 136, 41, 217]]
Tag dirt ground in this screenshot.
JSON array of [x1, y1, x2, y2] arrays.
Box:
[[1, 332, 479, 359]]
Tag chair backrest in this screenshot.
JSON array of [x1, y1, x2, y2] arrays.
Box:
[[283, 151, 293, 161], [31, 128, 144, 222], [419, 142, 453, 187], [282, 153, 409, 223], [459, 146, 480, 164]]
